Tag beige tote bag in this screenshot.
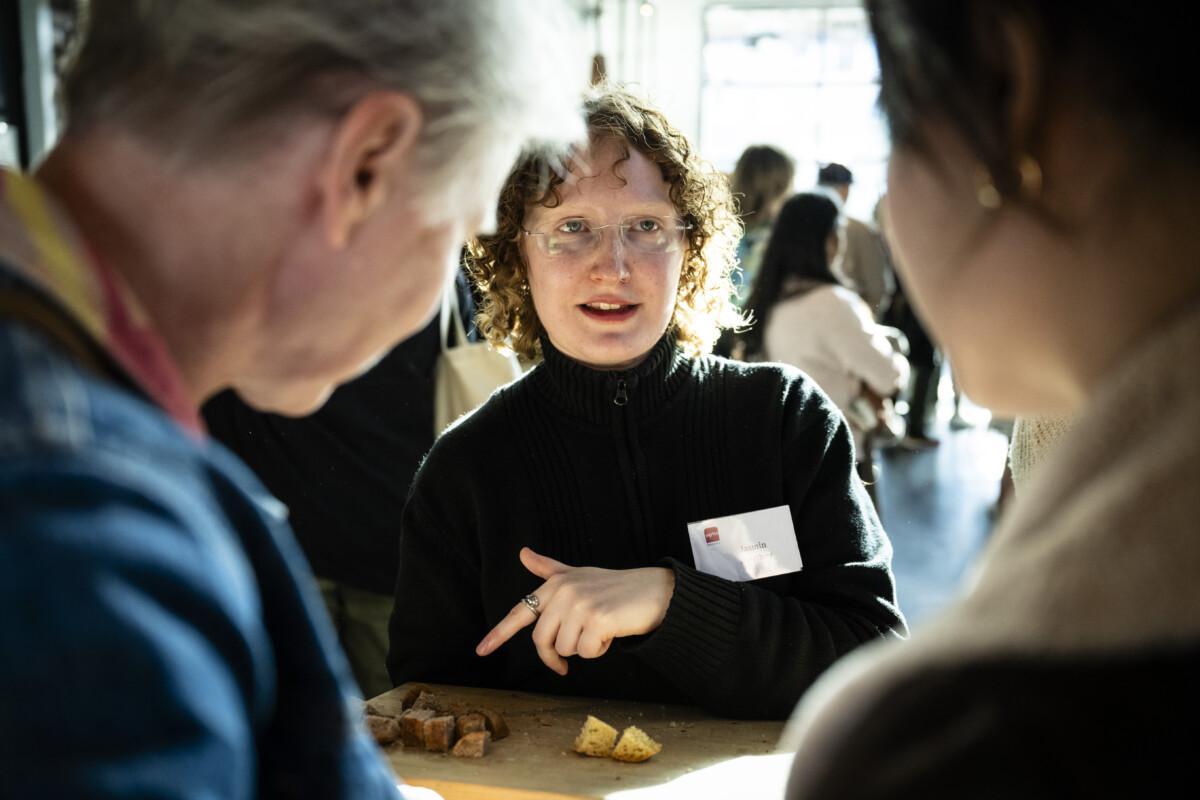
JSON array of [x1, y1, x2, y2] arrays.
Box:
[[433, 283, 522, 435]]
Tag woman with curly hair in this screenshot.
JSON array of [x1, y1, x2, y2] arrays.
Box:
[[387, 86, 905, 718]]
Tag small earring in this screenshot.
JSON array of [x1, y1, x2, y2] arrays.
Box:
[[1017, 154, 1043, 199], [975, 153, 1043, 210], [974, 166, 1003, 210]]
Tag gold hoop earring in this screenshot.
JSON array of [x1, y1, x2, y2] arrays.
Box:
[[1017, 154, 1043, 199], [974, 166, 1003, 210], [975, 154, 1043, 210]]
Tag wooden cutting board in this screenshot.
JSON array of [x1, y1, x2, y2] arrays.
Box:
[[372, 682, 789, 800]]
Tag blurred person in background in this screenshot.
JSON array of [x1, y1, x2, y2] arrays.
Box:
[[816, 162, 895, 321], [877, 195, 942, 449], [787, 1, 1200, 796], [741, 192, 909, 501], [0, 1, 582, 796], [715, 144, 795, 358], [730, 144, 796, 301]]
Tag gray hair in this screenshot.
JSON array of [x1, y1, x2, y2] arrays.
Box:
[[62, 0, 586, 223]]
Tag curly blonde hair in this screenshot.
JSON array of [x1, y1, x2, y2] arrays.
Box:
[[467, 84, 744, 360]]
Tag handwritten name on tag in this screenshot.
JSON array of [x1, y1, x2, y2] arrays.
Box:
[[686, 505, 803, 581]]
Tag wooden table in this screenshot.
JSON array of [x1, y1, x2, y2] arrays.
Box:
[[371, 682, 791, 800]]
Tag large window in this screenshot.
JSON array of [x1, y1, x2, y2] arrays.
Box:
[[700, 4, 888, 220]]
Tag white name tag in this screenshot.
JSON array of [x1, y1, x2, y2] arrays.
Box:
[[686, 505, 803, 581]]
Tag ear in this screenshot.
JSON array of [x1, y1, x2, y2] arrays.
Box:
[[320, 91, 423, 249], [997, 12, 1043, 153]]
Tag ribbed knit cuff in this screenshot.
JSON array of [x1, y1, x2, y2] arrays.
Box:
[[633, 558, 744, 683]]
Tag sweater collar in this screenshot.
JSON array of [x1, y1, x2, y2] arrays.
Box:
[[532, 332, 691, 424]]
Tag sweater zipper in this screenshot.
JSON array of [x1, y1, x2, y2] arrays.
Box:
[[610, 375, 650, 562], [613, 379, 629, 406]]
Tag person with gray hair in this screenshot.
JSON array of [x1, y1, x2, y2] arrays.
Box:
[[0, 1, 583, 797]]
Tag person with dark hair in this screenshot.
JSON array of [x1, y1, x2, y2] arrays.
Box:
[[731, 144, 796, 299], [882, 268, 942, 448], [875, 195, 942, 449], [817, 162, 895, 320], [786, 1, 1200, 796], [816, 162, 854, 188], [741, 192, 907, 471], [388, 86, 906, 720]]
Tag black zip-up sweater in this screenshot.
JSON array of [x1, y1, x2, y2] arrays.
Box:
[[388, 335, 906, 719]]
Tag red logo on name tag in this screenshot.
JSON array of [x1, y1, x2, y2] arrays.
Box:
[[704, 526, 720, 544]]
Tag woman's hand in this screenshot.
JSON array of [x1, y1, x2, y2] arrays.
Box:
[[475, 547, 676, 675]]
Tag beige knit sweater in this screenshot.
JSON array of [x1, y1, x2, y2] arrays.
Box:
[[1009, 414, 1073, 490], [784, 296, 1200, 778]]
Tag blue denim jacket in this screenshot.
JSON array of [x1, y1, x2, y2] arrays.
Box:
[[0, 304, 403, 796]]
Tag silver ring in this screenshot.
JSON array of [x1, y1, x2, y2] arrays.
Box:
[[521, 594, 541, 618]]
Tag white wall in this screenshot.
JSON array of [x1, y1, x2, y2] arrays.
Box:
[[591, 0, 864, 146], [595, 0, 705, 143], [588, 0, 886, 219]]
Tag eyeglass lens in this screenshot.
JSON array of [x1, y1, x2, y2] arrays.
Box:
[[532, 217, 687, 257]]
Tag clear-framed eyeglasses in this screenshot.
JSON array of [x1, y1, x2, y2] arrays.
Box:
[[521, 216, 692, 258]]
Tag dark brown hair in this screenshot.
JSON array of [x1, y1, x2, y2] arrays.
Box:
[[731, 145, 795, 231], [867, 0, 1199, 201]]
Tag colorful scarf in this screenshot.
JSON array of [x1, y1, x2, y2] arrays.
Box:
[[0, 168, 203, 436]]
